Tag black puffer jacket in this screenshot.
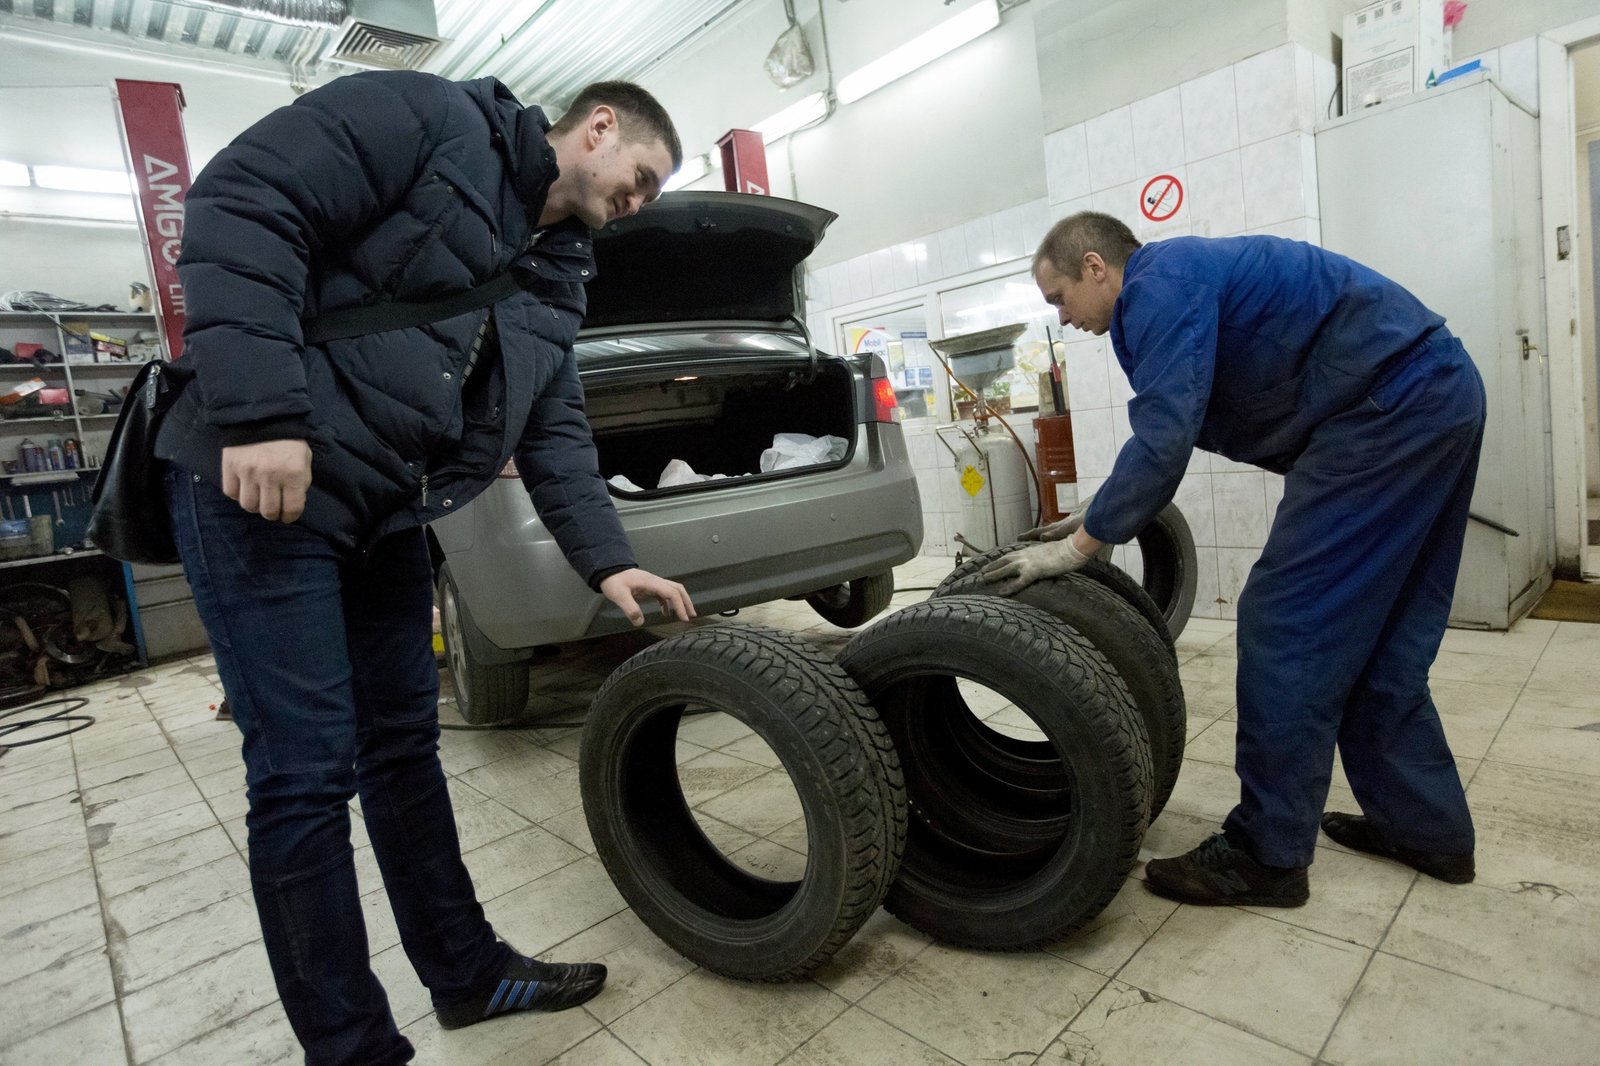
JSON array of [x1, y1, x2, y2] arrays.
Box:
[[157, 71, 635, 585]]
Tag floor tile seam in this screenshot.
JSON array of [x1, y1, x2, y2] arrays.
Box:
[[770, 984, 916, 1063], [475, 848, 590, 903], [0, 905, 113, 986], [1201, 890, 1394, 952], [113, 933, 269, 1001], [1462, 666, 1537, 793], [1524, 622, 1570, 669], [1476, 747, 1600, 779], [1025, 966, 1119, 1066], [766, 992, 950, 1066], [1309, 870, 1423, 1062], [813, 930, 939, 1011], [1308, 931, 1382, 1062], [89, 801, 233, 868], [0, 857, 97, 902], [70, 715, 140, 1066], [76, 759, 192, 801], [1075, 896, 1312, 1056], [592, 964, 703, 1037], [135, 1001, 287, 1066], [104, 869, 255, 945], [0, 997, 124, 1056], [1093, 951, 1326, 1063], [1370, 942, 1600, 1020]]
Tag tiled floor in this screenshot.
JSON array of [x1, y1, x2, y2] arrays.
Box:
[[3, 555, 1599, 1065]]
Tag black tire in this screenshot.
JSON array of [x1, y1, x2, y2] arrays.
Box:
[[932, 562, 1186, 820], [1133, 502, 1198, 639], [580, 625, 906, 981], [805, 571, 895, 628], [936, 548, 1174, 653], [837, 596, 1152, 950], [438, 564, 529, 725]]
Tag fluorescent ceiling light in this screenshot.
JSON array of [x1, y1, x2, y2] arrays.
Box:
[[33, 165, 132, 195], [837, 0, 1000, 104], [0, 161, 29, 187], [751, 90, 828, 144], [663, 153, 713, 192]]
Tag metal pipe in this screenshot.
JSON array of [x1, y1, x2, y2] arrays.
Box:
[[1469, 511, 1519, 537], [168, 0, 348, 27]]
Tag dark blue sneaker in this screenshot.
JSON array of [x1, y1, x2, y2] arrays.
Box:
[[1321, 812, 1474, 883], [434, 954, 607, 1031], [1145, 832, 1309, 907]]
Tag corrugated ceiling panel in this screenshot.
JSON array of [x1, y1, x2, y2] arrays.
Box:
[[2, 0, 753, 93], [426, 0, 753, 110]]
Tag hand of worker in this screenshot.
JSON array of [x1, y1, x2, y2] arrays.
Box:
[[1018, 509, 1086, 542], [601, 568, 697, 627], [222, 440, 313, 523], [981, 534, 1095, 596]]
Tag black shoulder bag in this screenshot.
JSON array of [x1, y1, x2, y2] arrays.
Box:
[[88, 271, 522, 566]]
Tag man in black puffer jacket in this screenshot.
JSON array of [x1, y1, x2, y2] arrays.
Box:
[[156, 72, 692, 1065]]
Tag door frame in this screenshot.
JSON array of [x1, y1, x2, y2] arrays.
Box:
[[1538, 15, 1600, 577]]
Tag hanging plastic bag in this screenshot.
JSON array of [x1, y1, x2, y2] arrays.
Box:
[[763, 3, 815, 90]]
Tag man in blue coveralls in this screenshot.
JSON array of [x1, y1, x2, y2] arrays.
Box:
[[984, 211, 1482, 905]]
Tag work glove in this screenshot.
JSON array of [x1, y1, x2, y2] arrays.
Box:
[[1018, 510, 1084, 542], [981, 537, 1094, 596]]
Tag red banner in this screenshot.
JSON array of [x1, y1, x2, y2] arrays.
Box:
[[114, 80, 192, 361]]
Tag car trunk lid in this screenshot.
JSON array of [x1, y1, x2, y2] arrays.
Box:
[[580, 191, 836, 332]]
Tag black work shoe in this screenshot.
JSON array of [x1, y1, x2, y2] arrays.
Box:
[[434, 954, 607, 1031], [1320, 812, 1474, 884], [1145, 833, 1309, 907]]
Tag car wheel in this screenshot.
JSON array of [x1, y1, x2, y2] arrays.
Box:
[[931, 564, 1186, 820], [580, 625, 906, 980], [805, 571, 894, 628], [838, 596, 1152, 951], [438, 564, 530, 726]]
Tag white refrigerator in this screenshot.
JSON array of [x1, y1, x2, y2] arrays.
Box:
[[1316, 73, 1555, 629]]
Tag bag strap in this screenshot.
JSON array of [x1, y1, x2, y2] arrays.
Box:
[[301, 272, 520, 345]]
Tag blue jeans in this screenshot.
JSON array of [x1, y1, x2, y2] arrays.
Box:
[[1224, 334, 1484, 869], [166, 468, 511, 1066]]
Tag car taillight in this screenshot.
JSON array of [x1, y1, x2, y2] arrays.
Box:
[[872, 378, 902, 423]]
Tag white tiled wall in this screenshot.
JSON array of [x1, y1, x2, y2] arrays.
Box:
[[1043, 43, 1333, 618], [803, 199, 1054, 560], [804, 43, 1361, 613], [1453, 37, 1541, 113]]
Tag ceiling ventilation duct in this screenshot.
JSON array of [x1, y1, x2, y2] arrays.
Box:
[[323, 0, 444, 71], [175, 0, 443, 70]]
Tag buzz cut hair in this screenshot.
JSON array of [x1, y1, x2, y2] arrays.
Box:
[[551, 81, 683, 171], [1032, 212, 1143, 280]]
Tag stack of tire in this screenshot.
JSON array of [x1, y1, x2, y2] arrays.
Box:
[[579, 504, 1194, 977]]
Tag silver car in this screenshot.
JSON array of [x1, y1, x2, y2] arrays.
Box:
[[430, 192, 924, 723]]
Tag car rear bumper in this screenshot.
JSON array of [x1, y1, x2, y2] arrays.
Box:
[[437, 433, 923, 651]]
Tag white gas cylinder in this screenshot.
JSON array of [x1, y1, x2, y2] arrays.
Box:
[[952, 428, 1032, 552]]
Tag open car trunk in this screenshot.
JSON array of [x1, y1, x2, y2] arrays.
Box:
[[584, 358, 858, 497]]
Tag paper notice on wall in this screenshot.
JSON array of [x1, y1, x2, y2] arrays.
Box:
[[1348, 48, 1416, 107]]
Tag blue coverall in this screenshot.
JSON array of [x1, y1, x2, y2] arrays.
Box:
[[1084, 236, 1484, 868]]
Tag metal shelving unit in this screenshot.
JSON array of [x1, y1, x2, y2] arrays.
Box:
[[0, 309, 158, 666]]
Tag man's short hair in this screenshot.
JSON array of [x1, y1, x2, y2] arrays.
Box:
[[551, 81, 683, 171], [1033, 212, 1143, 279]]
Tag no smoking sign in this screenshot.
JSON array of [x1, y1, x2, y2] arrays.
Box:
[[1140, 174, 1183, 222]]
